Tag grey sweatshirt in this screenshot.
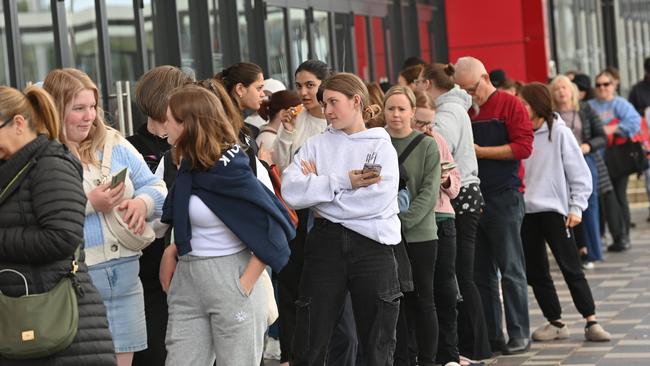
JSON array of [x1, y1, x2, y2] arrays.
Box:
[[433, 85, 480, 187], [523, 117, 592, 218]]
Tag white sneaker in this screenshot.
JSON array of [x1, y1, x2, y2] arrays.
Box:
[[263, 337, 281, 360], [532, 323, 570, 341], [444, 363, 461, 366], [582, 261, 595, 270]]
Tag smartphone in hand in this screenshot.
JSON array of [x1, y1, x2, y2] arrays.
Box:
[[441, 162, 457, 172], [361, 163, 382, 177], [110, 168, 128, 188]]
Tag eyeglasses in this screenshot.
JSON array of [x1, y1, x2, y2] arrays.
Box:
[[464, 77, 483, 95], [415, 119, 432, 127], [0, 117, 13, 129], [595, 82, 612, 88]]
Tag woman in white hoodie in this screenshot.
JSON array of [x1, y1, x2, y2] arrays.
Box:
[[282, 73, 401, 366], [518, 83, 611, 343]]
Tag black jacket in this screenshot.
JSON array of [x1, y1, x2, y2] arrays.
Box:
[[0, 136, 116, 366], [578, 102, 613, 194], [629, 76, 650, 115]]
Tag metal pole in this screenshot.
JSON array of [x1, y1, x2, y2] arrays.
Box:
[[115, 81, 126, 135], [125, 81, 134, 136]]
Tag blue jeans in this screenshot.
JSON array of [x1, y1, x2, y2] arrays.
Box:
[[474, 189, 529, 343], [583, 155, 603, 261]]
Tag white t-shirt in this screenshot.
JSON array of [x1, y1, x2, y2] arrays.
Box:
[[187, 195, 247, 257]]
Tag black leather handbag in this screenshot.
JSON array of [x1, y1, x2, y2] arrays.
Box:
[[604, 139, 649, 179]]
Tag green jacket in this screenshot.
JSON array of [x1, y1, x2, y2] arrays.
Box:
[[391, 130, 441, 243]]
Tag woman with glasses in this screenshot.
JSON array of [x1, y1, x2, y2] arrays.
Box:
[[588, 70, 641, 252], [417, 63, 492, 363]]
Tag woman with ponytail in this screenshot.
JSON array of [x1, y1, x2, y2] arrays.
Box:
[[282, 73, 401, 366], [256, 90, 302, 153], [0, 86, 116, 365], [417, 63, 492, 363]]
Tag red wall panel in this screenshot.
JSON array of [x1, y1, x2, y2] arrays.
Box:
[[444, 0, 548, 83], [354, 16, 369, 82]]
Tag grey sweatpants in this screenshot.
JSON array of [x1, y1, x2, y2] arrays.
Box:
[[165, 250, 267, 366]]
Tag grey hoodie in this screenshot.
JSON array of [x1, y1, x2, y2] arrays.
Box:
[[523, 117, 592, 218], [433, 85, 480, 187]]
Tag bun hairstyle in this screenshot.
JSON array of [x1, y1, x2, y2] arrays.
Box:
[[519, 82, 556, 141], [258, 90, 301, 121], [213, 62, 263, 109], [421, 63, 455, 91], [0, 85, 61, 142], [321, 72, 381, 123]]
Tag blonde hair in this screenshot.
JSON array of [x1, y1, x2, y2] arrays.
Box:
[[43, 68, 108, 165], [549, 74, 580, 112], [384, 85, 416, 109], [0, 86, 61, 142], [168, 85, 238, 171], [321, 73, 382, 122]]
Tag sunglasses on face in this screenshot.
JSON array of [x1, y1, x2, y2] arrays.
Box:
[[595, 82, 612, 88]]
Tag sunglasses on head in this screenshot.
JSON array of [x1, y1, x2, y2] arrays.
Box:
[[595, 82, 612, 88]]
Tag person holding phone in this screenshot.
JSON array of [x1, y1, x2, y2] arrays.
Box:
[[44, 69, 167, 366], [518, 83, 611, 343], [282, 73, 401, 366]]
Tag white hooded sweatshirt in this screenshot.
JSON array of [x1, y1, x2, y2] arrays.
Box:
[[281, 126, 401, 245], [523, 116, 592, 218]]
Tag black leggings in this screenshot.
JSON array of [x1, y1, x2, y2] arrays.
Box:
[[521, 212, 596, 321]]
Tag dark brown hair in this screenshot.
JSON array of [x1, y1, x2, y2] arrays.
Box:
[[519, 82, 555, 140], [168, 85, 238, 171], [214, 62, 263, 110], [136, 65, 193, 122], [258, 90, 301, 120], [421, 63, 455, 91], [399, 64, 424, 85]]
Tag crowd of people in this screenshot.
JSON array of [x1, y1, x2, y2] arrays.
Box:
[[2, 54, 650, 366]]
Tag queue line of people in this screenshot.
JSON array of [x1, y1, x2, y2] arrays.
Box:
[[5, 53, 643, 366]]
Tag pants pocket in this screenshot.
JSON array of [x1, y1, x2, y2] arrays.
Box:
[[291, 296, 311, 363], [369, 290, 402, 364]]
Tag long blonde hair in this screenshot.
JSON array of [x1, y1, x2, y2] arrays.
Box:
[[549, 75, 580, 112], [43, 68, 108, 165], [0, 86, 61, 142]]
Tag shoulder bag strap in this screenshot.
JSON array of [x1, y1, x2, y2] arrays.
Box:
[[100, 130, 116, 178], [398, 133, 426, 165]]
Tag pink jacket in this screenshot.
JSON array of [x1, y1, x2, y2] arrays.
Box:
[[428, 129, 461, 215]]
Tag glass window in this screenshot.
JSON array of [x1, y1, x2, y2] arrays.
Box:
[[354, 15, 369, 81], [144, 0, 154, 67], [237, 0, 250, 61], [64, 0, 100, 83], [371, 17, 387, 81], [312, 10, 331, 65], [17, 0, 56, 83], [289, 8, 308, 71], [553, 0, 578, 73], [265, 6, 289, 86], [0, 2, 7, 85], [106, 0, 137, 82], [177, 0, 194, 71], [208, 0, 223, 72]]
